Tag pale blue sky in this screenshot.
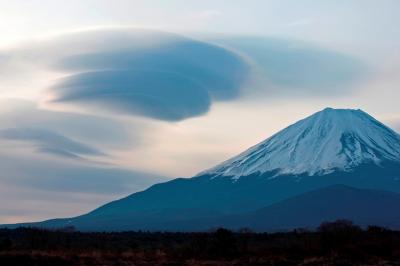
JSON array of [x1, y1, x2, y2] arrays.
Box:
[[1, 0, 399, 48], [0, 0, 399, 223]]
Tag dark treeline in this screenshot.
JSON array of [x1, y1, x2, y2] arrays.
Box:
[[1, 220, 400, 265]]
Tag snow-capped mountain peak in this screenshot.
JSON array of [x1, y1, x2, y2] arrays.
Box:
[[200, 108, 400, 179]]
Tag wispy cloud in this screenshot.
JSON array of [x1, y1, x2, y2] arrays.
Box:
[[210, 37, 368, 97], [0, 98, 169, 222], [0, 151, 168, 222], [0, 99, 134, 150], [0, 127, 105, 159]]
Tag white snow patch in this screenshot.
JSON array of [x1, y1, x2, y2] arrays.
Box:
[[199, 108, 400, 180]]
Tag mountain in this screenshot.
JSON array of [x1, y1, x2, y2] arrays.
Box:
[[201, 107, 400, 178], [4, 108, 400, 231], [214, 185, 400, 232]]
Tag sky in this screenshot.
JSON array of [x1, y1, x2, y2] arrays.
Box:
[[0, 0, 399, 223]]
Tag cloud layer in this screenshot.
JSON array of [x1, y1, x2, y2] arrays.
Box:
[[0, 99, 168, 222], [0, 153, 165, 194], [0, 127, 105, 159], [43, 30, 249, 121], [0, 151, 167, 222], [210, 37, 367, 96], [0, 28, 368, 121], [0, 99, 134, 150]]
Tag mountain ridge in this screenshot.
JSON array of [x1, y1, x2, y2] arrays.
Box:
[[3, 107, 400, 231]]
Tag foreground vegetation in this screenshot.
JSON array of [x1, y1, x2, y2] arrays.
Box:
[[0, 220, 399, 265]]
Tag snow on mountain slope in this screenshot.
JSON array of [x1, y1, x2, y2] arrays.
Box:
[[201, 108, 400, 179]]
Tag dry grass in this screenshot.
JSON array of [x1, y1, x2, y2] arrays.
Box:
[[1, 221, 400, 265]]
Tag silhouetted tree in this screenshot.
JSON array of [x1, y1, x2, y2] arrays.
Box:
[[210, 228, 237, 258], [318, 219, 361, 233], [0, 237, 12, 251]]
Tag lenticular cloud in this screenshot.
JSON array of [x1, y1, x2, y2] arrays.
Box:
[[48, 29, 250, 121]]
